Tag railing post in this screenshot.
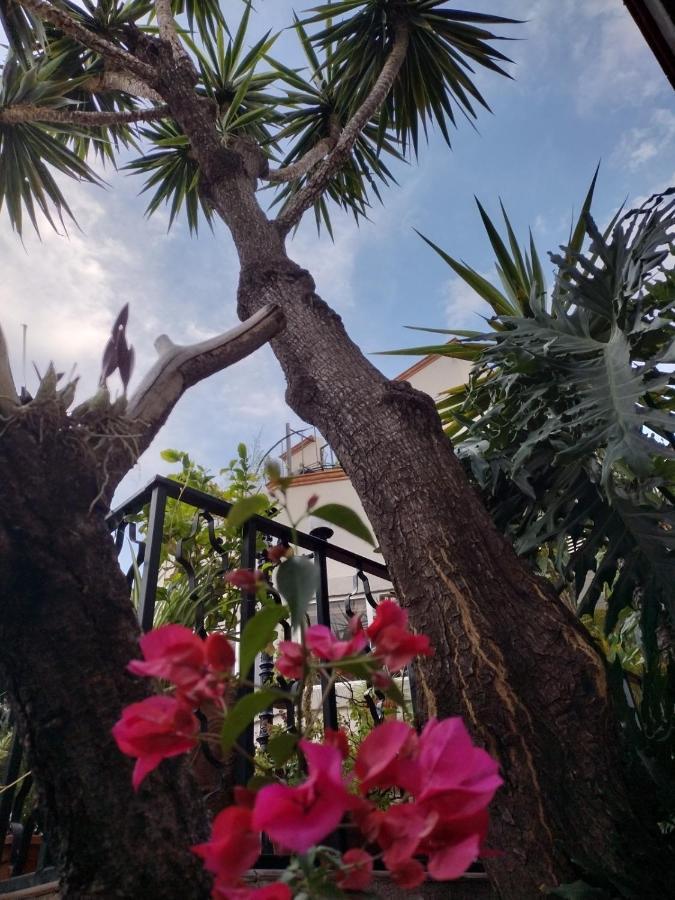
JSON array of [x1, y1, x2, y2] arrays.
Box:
[[137, 484, 168, 633], [314, 549, 339, 732], [234, 519, 258, 786]]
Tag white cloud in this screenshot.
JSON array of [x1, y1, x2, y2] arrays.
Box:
[[612, 109, 675, 172], [288, 214, 361, 311], [514, 0, 666, 112], [443, 272, 493, 330]]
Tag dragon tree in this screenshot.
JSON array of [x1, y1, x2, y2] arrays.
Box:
[[0, 1, 671, 897]]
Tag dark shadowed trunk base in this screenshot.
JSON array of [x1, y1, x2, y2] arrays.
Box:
[[0, 409, 210, 899], [238, 258, 675, 899]]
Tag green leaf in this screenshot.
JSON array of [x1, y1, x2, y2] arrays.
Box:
[[160, 448, 183, 462], [266, 731, 299, 766], [226, 494, 269, 530], [311, 503, 374, 545], [239, 604, 288, 678], [276, 556, 318, 628], [221, 688, 288, 753]]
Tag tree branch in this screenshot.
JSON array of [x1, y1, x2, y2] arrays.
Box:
[[126, 304, 285, 455], [84, 71, 164, 104], [274, 25, 409, 235], [0, 324, 20, 414], [15, 0, 156, 83], [155, 0, 192, 66], [266, 116, 341, 183], [0, 104, 170, 127]]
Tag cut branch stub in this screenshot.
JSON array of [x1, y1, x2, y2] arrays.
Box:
[[126, 303, 285, 454]]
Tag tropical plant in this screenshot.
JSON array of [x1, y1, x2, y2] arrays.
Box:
[[392, 181, 675, 845]]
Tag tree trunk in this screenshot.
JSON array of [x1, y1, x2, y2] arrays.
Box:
[[0, 410, 210, 899], [238, 257, 674, 898]]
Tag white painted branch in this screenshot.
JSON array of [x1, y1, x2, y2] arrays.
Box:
[[0, 324, 20, 413], [126, 304, 285, 450]]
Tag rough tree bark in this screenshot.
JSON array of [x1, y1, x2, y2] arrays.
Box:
[[0, 309, 283, 898], [0, 416, 211, 899], [237, 258, 674, 898]]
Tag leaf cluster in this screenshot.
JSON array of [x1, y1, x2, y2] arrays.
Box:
[[0, 0, 517, 234], [393, 182, 675, 823]]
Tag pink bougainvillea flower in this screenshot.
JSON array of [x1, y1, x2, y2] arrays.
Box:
[[421, 809, 490, 881], [336, 849, 374, 891], [323, 727, 349, 760], [213, 883, 292, 900], [266, 544, 291, 564], [366, 600, 408, 641], [206, 632, 236, 673], [305, 618, 367, 662], [252, 739, 350, 853], [112, 695, 199, 790], [389, 858, 426, 889], [127, 624, 234, 702], [366, 600, 432, 672], [353, 717, 501, 884], [374, 802, 438, 873], [276, 641, 305, 680], [226, 569, 265, 593], [411, 717, 503, 810], [354, 719, 418, 794], [192, 806, 261, 886]]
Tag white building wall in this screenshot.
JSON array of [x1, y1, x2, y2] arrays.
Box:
[[269, 354, 472, 613]]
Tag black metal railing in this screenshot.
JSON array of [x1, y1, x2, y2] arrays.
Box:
[[1, 475, 394, 888]]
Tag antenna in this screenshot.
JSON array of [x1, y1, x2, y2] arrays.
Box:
[[21, 323, 27, 389]]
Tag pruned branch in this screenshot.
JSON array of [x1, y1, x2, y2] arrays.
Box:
[[266, 117, 341, 184], [0, 104, 170, 127], [15, 0, 156, 83], [0, 323, 20, 413], [275, 25, 409, 235], [126, 304, 285, 455]]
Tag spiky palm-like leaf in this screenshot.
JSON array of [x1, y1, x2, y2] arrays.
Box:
[[0, 54, 100, 232], [127, 13, 278, 234], [389, 184, 675, 807], [125, 119, 213, 233], [304, 0, 518, 157], [269, 17, 403, 234], [185, 11, 279, 145], [391, 185, 675, 638]]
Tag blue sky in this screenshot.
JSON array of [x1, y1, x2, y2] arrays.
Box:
[[1, 0, 674, 503]]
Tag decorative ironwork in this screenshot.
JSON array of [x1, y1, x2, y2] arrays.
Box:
[[1, 474, 397, 889]]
